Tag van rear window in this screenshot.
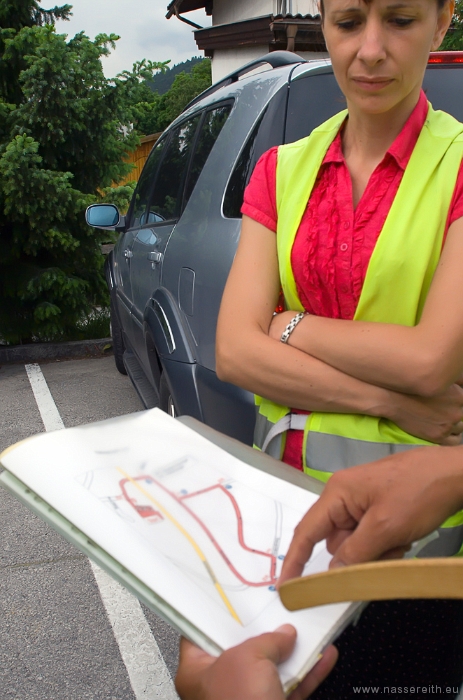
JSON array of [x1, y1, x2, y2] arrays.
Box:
[[285, 72, 345, 144], [422, 66, 463, 122], [285, 65, 463, 144]]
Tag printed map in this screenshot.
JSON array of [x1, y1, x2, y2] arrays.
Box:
[[77, 456, 327, 626]]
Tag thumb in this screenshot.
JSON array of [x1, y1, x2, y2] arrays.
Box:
[[248, 624, 297, 665]]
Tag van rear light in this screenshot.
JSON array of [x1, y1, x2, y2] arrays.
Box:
[[428, 51, 463, 64]]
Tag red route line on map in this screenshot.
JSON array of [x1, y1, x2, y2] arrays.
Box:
[[120, 477, 277, 586]]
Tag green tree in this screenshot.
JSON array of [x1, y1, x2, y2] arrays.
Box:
[[147, 57, 204, 96], [441, 0, 463, 49], [137, 59, 212, 136], [0, 2, 166, 343], [157, 58, 212, 130]]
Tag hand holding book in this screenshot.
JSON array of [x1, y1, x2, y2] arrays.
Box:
[[175, 627, 338, 700]]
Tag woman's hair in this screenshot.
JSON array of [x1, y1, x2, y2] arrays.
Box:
[[319, 0, 449, 17]]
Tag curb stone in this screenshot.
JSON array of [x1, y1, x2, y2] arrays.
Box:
[[0, 338, 113, 364]]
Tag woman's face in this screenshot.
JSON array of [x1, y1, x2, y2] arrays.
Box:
[[322, 0, 453, 117]]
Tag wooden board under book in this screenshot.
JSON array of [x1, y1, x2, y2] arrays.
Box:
[[280, 558, 463, 610]]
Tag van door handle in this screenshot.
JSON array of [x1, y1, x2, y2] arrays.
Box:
[[124, 249, 133, 259], [148, 251, 163, 264]]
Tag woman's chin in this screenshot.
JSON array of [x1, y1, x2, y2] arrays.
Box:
[[345, 90, 418, 119]]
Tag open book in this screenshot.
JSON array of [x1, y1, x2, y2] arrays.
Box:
[[0, 408, 361, 693]]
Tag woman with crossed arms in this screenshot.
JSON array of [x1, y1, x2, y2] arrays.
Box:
[[213, 0, 463, 693]]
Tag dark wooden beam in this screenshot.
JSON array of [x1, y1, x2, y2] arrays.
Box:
[[194, 14, 325, 53]]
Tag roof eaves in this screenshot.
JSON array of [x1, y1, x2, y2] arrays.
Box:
[[166, 0, 208, 19], [273, 13, 322, 20], [194, 14, 325, 53]]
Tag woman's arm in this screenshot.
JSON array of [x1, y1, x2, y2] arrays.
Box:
[[217, 216, 394, 415], [216, 217, 463, 443], [270, 218, 463, 397]]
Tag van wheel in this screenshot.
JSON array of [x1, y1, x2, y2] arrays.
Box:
[[110, 297, 127, 375], [160, 373, 177, 417]]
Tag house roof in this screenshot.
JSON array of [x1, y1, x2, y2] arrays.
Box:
[[166, 0, 210, 18]]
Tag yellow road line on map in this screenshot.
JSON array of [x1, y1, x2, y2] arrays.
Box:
[[117, 468, 243, 625]]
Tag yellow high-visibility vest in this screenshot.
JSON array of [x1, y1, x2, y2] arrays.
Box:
[[254, 103, 463, 557]]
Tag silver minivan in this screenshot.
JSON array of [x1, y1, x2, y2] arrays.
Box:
[[86, 50, 463, 445]]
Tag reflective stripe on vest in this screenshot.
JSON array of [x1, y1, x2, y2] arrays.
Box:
[[418, 523, 463, 558], [253, 104, 463, 557], [255, 410, 421, 468]]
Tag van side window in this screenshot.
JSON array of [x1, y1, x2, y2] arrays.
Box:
[[222, 88, 286, 219], [128, 137, 166, 229], [148, 116, 200, 221], [183, 104, 232, 207]]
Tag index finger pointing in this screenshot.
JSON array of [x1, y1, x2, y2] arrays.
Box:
[[277, 500, 338, 586]]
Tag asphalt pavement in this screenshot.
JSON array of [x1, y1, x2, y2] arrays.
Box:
[[0, 355, 180, 699]]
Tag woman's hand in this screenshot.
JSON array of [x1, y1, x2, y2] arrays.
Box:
[[389, 383, 463, 445], [175, 628, 338, 700]]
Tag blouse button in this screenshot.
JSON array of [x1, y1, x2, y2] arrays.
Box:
[[340, 243, 349, 252], [343, 221, 350, 230]]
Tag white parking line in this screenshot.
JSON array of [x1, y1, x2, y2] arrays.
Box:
[[25, 363, 65, 431], [25, 362, 179, 700], [91, 562, 179, 699]]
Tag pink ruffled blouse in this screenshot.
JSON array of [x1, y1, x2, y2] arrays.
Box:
[[241, 91, 463, 470]]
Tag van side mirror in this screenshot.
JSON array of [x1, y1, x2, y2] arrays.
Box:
[[86, 204, 121, 229]]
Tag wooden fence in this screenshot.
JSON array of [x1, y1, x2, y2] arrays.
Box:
[[117, 132, 162, 185]]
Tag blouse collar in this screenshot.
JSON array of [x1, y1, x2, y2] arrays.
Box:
[[322, 89, 429, 171]]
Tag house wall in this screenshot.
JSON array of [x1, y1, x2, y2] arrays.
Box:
[[285, 0, 319, 15], [213, 0, 271, 25], [211, 48, 328, 83], [211, 46, 271, 82], [208, 0, 323, 83], [213, 0, 319, 26]]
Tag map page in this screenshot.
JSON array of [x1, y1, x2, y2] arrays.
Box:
[[0, 408, 359, 691]]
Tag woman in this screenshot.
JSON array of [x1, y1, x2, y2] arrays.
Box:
[[216, 0, 463, 695]]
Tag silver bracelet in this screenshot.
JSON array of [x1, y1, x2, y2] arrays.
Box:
[[280, 312, 306, 344]]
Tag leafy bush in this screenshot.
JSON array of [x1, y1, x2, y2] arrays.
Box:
[[134, 59, 212, 136], [441, 0, 463, 50], [0, 2, 165, 343], [61, 307, 111, 342]]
